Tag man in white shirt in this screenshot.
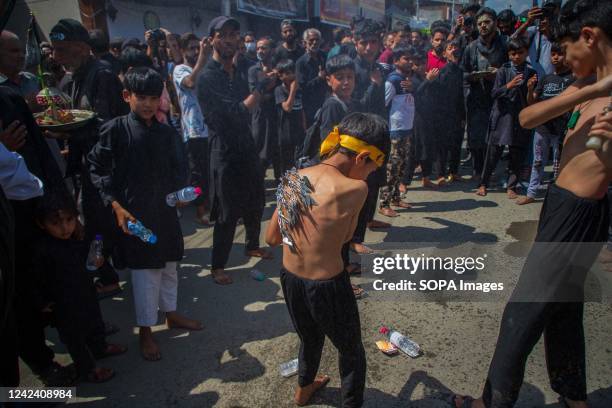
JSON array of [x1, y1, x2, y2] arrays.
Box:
[[173, 33, 212, 225]]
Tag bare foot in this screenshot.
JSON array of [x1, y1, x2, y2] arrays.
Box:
[[85, 367, 115, 383], [211, 268, 233, 285], [294, 375, 331, 406], [378, 207, 399, 217], [475, 186, 487, 196], [391, 200, 412, 208], [515, 196, 535, 205], [507, 189, 518, 199], [246, 248, 274, 260], [436, 177, 447, 187], [367, 220, 391, 229], [453, 395, 486, 408], [166, 312, 203, 331], [139, 327, 161, 361], [350, 242, 374, 254], [422, 178, 438, 189], [399, 183, 407, 193]]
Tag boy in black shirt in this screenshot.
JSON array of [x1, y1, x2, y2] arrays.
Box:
[[89, 68, 202, 361], [517, 43, 574, 205], [34, 190, 126, 383], [275, 59, 306, 175]]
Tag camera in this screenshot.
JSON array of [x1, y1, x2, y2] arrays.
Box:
[[149, 29, 166, 44]]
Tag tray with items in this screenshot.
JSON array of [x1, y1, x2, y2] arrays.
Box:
[[35, 108, 96, 131]]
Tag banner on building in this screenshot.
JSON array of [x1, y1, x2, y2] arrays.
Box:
[[237, 0, 308, 20], [319, 0, 385, 27]]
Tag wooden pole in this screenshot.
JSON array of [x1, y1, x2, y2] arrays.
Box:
[[78, 0, 109, 38]]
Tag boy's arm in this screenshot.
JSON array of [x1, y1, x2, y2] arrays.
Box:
[[527, 75, 541, 105], [384, 81, 395, 107], [179, 38, 212, 89], [491, 68, 514, 99], [265, 208, 282, 247], [281, 81, 298, 113], [88, 121, 135, 234], [519, 75, 611, 129]]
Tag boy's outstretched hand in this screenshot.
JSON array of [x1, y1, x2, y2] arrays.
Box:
[[111, 201, 136, 234]]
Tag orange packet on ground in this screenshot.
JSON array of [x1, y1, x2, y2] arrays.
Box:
[[376, 340, 399, 355]]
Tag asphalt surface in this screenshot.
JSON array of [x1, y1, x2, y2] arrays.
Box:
[[19, 168, 612, 407]]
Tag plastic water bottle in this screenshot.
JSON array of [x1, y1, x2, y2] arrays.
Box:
[[379, 326, 420, 357], [250, 269, 266, 281], [166, 186, 202, 207], [279, 358, 299, 377], [86, 234, 104, 271], [127, 220, 157, 244]]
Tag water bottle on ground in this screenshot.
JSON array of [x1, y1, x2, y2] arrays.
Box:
[[250, 269, 266, 281], [86, 234, 104, 271], [127, 220, 157, 244], [379, 326, 420, 357], [166, 186, 202, 207], [279, 358, 299, 377]]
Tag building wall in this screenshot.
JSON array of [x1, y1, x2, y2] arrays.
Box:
[[106, 0, 249, 40], [6, 0, 81, 41]]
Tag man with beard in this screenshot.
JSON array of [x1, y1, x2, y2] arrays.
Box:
[[197, 16, 273, 285], [461, 8, 508, 182], [296, 28, 327, 126], [249, 36, 281, 181], [426, 26, 450, 72], [50, 19, 128, 296], [173, 33, 212, 225], [349, 19, 389, 257], [273, 19, 304, 66]]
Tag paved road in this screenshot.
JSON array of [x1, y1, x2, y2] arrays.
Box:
[[21, 170, 612, 407]]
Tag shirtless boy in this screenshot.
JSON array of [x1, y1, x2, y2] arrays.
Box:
[[454, 1, 612, 407], [266, 112, 389, 407]]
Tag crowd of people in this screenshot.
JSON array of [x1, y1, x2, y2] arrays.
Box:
[[1, 0, 612, 406]]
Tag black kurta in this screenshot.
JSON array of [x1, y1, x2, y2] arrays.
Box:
[[248, 63, 278, 164], [461, 34, 508, 149], [487, 62, 536, 147], [296, 50, 328, 126], [197, 59, 264, 223], [352, 56, 386, 118], [88, 113, 183, 269]]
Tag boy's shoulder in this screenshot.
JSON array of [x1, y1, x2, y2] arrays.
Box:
[[99, 114, 128, 132]]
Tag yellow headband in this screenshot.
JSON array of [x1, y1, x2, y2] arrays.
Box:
[[320, 127, 385, 168]]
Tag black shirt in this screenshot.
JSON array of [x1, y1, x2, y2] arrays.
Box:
[[99, 52, 122, 76], [352, 55, 385, 117], [296, 50, 328, 125], [535, 70, 575, 135], [273, 43, 305, 66], [275, 83, 304, 147]]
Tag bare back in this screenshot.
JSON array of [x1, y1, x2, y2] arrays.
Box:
[[281, 164, 368, 280], [556, 96, 612, 199]]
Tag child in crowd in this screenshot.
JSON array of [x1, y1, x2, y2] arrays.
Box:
[[477, 38, 536, 197], [379, 47, 418, 217], [88, 67, 202, 362], [516, 42, 574, 205], [33, 189, 126, 383], [275, 59, 306, 174], [438, 41, 467, 183], [402, 51, 444, 189]]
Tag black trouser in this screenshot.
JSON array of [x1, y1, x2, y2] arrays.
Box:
[[402, 133, 433, 184], [483, 184, 609, 407], [469, 147, 486, 177], [188, 138, 209, 207], [280, 268, 366, 408], [431, 143, 448, 179], [480, 145, 524, 190], [55, 316, 106, 378], [211, 210, 262, 270], [447, 142, 462, 176], [352, 174, 379, 244]]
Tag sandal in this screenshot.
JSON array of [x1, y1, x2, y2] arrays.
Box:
[[352, 284, 366, 299]]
